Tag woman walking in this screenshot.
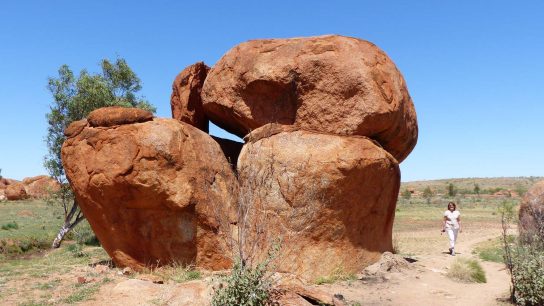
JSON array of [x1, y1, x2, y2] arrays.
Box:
[[442, 202, 461, 255]]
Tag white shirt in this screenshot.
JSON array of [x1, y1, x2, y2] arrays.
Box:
[[444, 210, 460, 229]]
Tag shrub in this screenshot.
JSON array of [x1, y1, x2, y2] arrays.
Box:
[[1, 221, 19, 230], [447, 258, 487, 283], [212, 242, 280, 306], [510, 244, 544, 306], [500, 200, 544, 305], [67, 243, 87, 257]]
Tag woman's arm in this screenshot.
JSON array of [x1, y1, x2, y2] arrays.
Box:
[[458, 216, 462, 232], [442, 216, 447, 232]]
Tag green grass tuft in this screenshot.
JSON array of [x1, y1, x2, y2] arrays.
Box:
[[447, 258, 487, 283]]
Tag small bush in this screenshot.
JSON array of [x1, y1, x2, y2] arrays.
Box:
[[67, 243, 87, 258], [1, 221, 19, 230], [212, 242, 280, 306], [447, 258, 487, 283], [510, 243, 544, 306], [212, 260, 271, 306], [73, 222, 100, 246]]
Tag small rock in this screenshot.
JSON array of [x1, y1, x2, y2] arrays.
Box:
[[122, 267, 134, 275], [77, 276, 87, 284]]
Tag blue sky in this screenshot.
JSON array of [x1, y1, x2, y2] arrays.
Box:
[[0, 1, 542, 181]]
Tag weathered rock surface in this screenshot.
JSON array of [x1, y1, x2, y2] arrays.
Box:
[[171, 62, 210, 132], [22, 175, 60, 198], [519, 180, 544, 237], [87, 106, 153, 127], [62, 110, 237, 271], [5, 183, 27, 200], [202, 35, 417, 162], [237, 124, 400, 281]]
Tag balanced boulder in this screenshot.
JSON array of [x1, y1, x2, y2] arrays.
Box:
[[62, 109, 238, 271], [238, 124, 400, 281], [202, 35, 417, 162], [171, 62, 210, 132]]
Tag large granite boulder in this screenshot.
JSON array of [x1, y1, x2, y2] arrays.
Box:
[[171, 62, 210, 132], [62, 108, 238, 271], [5, 183, 27, 201], [22, 175, 60, 199], [519, 180, 544, 238], [201, 35, 417, 162], [238, 124, 400, 281]]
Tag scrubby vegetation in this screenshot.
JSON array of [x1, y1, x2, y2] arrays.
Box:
[[447, 258, 487, 283], [500, 201, 544, 306]]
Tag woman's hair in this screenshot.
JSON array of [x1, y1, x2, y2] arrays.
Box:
[[447, 202, 456, 210]]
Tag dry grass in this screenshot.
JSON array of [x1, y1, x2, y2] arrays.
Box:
[[447, 257, 487, 283]]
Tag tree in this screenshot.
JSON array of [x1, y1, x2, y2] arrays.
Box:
[[423, 186, 433, 204], [45, 58, 155, 248], [474, 183, 480, 195], [447, 183, 457, 197]]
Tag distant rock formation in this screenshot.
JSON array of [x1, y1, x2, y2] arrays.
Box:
[[63, 35, 418, 280], [0, 176, 59, 200]]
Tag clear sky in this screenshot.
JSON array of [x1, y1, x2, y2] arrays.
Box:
[[0, 1, 543, 182]]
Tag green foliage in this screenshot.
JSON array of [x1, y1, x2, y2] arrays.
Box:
[[1, 221, 19, 230], [45, 57, 155, 183], [401, 189, 412, 200], [447, 258, 487, 283], [500, 199, 544, 306], [447, 183, 458, 197], [510, 244, 544, 306], [44, 57, 155, 246], [212, 242, 281, 306], [72, 221, 100, 246], [514, 183, 528, 197], [67, 243, 87, 258]]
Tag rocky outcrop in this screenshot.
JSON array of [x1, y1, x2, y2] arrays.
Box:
[[519, 180, 544, 237], [62, 35, 417, 279], [22, 175, 60, 198], [238, 124, 400, 281], [171, 62, 210, 132], [62, 112, 237, 271], [201, 35, 417, 162], [5, 183, 27, 200]]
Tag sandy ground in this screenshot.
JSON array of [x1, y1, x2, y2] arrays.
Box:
[[318, 226, 511, 306]]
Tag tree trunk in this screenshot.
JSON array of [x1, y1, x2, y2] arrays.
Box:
[[51, 223, 72, 248], [51, 199, 85, 248]]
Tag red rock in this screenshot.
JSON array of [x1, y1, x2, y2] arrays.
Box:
[[5, 183, 27, 200], [64, 119, 88, 137], [87, 106, 153, 127], [22, 175, 60, 199], [237, 124, 400, 281], [519, 180, 544, 237], [171, 62, 210, 132], [62, 109, 237, 271], [202, 35, 418, 162]]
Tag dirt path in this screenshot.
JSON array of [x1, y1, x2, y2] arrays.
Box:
[[320, 227, 511, 306]]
